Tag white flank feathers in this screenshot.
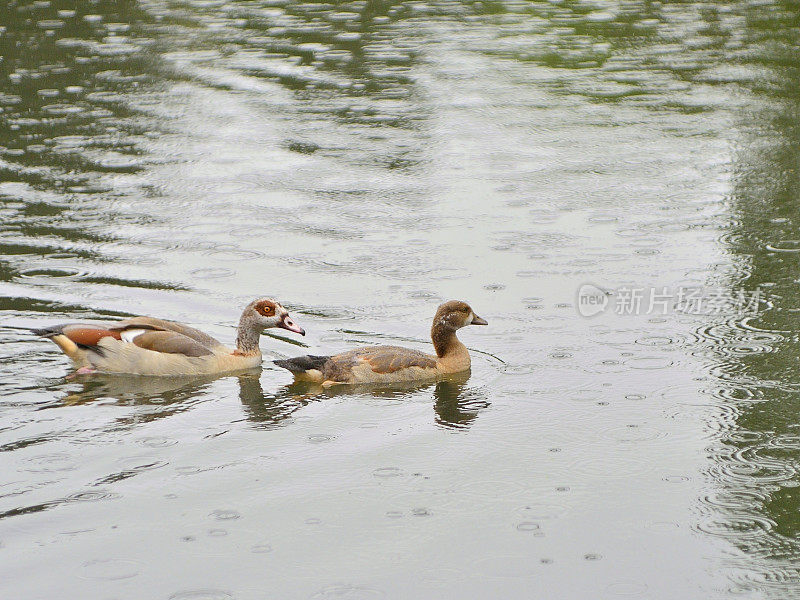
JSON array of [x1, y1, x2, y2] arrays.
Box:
[[120, 329, 148, 344]]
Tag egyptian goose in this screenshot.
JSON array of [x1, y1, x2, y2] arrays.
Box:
[[274, 300, 487, 386], [33, 297, 305, 376]]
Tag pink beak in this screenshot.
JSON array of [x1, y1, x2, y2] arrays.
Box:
[[279, 315, 305, 336]]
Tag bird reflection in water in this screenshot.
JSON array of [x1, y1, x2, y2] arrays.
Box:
[[51, 368, 489, 430], [51, 371, 256, 425], [249, 369, 490, 430], [432, 373, 491, 430]]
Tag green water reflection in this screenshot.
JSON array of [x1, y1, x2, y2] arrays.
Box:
[[704, 1, 800, 581]]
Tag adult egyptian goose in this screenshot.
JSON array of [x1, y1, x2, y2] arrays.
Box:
[[33, 297, 305, 376], [274, 300, 487, 386]]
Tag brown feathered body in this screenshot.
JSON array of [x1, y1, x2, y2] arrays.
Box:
[[275, 300, 486, 386], [34, 298, 305, 376]]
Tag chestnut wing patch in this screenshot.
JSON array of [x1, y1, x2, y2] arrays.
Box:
[[357, 346, 437, 374], [129, 331, 214, 357], [61, 326, 122, 347]]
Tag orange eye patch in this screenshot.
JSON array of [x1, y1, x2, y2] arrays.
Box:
[[254, 301, 276, 316]]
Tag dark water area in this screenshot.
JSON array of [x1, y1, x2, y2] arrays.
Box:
[[2, 1, 800, 598]]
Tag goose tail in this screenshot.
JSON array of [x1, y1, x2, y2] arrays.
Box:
[[273, 355, 330, 374]]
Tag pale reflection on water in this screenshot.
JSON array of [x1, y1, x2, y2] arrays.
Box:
[[51, 370, 489, 431], [2, 0, 800, 598]]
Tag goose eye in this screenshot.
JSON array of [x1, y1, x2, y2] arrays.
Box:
[[256, 302, 275, 316]]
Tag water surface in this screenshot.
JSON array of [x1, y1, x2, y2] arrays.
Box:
[[2, 1, 800, 598]]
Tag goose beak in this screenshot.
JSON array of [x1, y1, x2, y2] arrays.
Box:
[[471, 314, 488, 326], [279, 315, 306, 336]]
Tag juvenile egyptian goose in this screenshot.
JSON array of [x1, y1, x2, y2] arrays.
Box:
[[274, 300, 487, 386], [33, 297, 305, 376]]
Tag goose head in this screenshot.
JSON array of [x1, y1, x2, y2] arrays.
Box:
[[433, 300, 488, 330], [246, 298, 305, 335]]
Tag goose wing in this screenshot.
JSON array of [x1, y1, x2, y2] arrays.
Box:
[[113, 317, 225, 350], [275, 346, 439, 383], [116, 330, 214, 357], [35, 321, 214, 357], [341, 346, 437, 374]]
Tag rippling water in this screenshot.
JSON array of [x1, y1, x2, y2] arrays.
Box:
[[2, 1, 800, 598]]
